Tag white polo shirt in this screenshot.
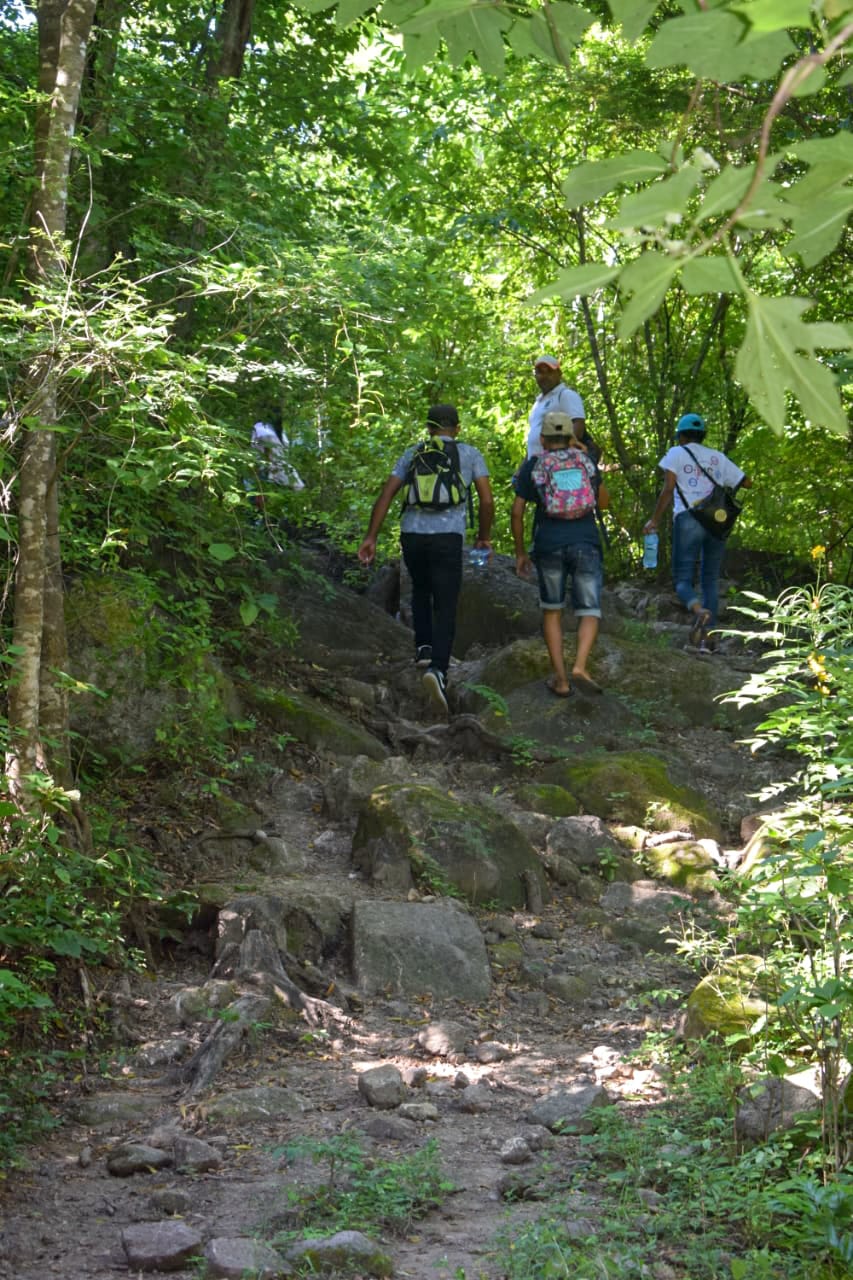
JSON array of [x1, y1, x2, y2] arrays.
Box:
[[527, 382, 585, 458]]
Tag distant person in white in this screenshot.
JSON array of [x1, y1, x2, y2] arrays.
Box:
[[250, 409, 304, 492], [526, 355, 587, 459]]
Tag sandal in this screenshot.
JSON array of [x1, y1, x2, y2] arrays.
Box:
[[545, 678, 572, 698], [571, 673, 603, 696], [689, 609, 712, 648]]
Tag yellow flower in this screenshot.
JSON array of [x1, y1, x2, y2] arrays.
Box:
[[808, 653, 825, 676], [811, 544, 826, 560]]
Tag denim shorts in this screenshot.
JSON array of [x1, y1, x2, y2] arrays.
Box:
[[533, 543, 603, 615]]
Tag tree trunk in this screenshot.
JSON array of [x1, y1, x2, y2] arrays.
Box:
[[205, 0, 255, 84], [6, 0, 97, 799]]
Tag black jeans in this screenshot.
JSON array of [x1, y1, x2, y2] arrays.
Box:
[[400, 532, 463, 677]]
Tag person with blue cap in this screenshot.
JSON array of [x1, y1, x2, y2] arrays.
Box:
[[643, 414, 752, 651]]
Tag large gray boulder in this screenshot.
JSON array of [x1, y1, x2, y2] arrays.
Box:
[[352, 900, 491, 1001], [352, 783, 547, 908], [735, 1075, 820, 1142]]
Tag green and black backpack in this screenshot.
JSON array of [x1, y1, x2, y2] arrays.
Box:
[[401, 439, 471, 518]]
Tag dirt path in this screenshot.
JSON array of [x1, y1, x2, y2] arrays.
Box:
[[0, 755, 705, 1280]]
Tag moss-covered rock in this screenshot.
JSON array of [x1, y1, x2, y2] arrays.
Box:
[[514, 782, 580, 817], [245, 687, 386, 761], [67, 575, 240, 764], [352, 784, 547, 908], [474, 637, 553, 697], [684, 955, 773, 1046], [489, 939, 525, 969], [540, 751, 720, 839], [644, 840, 720, 893]]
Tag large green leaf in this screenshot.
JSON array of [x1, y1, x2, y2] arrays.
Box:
[[647, 11, 794, 82], [617, 251, 680, 340], [561, 151, 669, 209], [735, 295, 852, 436], [403, 27, 442, 69], [382, 0, 439, 25], [398, 0, 490, 34], [507, 13, 563, 65], [335, 0, 381, 25], [606, 166, 702, 231], [681, 256, 743, 295], [540, 2, 595, 56], [607, 0, 660, 42], [441, 8, 511, 73], [731, 0, 813, 31], [793, 134, 853, 167], [525, 263, 620, 306], [208, 542, 238, 562], [785, 191, 853, 267], [697, 164, 755, 222]]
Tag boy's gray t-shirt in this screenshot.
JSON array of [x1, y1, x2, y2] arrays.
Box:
[[393, 437, 489, 535]]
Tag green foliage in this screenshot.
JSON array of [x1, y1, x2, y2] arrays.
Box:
[[0, 778, 191, 1167], [496, 1048, 853, 1278], [710, 560, 853, 1170], [272, 1133, 454, 1238]]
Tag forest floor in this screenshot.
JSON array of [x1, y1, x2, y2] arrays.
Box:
[[0, 747, 753, 1280], [0, 575, 795, 1280]]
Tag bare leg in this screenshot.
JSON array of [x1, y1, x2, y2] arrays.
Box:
[[571, 615, 599, 679], [542, 610, 570, 693]]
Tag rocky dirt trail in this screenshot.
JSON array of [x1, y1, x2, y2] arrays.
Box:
[[0, 563, 781, 1280]]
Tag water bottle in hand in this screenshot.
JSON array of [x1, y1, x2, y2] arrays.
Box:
[[469, 547, 490, 569], [642, 532, 659, 569]]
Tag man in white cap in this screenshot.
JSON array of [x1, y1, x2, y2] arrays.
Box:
[[527, 356, 588, 460]]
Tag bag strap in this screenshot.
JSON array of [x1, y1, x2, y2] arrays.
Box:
[[675, 444, 716, 514]]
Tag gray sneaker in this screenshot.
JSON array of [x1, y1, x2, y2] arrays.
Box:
[[422, 667, 448, 713]]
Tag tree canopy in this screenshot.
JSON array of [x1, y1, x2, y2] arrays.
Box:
[[0, 0, 850, 787]]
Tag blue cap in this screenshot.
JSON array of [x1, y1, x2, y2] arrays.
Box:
[[676, 413, 706, 437]]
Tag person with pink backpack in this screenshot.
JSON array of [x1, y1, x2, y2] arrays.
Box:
[[511, 411, 605, 698]]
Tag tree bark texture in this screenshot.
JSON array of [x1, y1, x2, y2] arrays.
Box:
[[7, 0, 97, 793], [206, 0, 256, 84]]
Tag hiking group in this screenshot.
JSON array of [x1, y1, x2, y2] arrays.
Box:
[[357, 355, 751, 714]]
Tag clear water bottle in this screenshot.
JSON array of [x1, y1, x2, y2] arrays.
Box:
[[468, 547, 490, 569], [642, 532, 659, 569]]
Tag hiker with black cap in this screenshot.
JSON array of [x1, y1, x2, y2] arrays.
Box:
[[357, 405, 494, 714], [527, 355, 597, 462], [643, 413, 752, 652]]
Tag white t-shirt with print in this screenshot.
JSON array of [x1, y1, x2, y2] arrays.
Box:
[[526, 383, 585, 458], [660, 443, 744, 517]]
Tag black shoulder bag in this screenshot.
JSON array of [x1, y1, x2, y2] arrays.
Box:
[[674, 445, 742, 541]]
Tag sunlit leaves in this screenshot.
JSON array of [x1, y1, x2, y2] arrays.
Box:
[[208, 542, 238, 562], [525, 263, 620, 305], [681, 256, 742, 295], [561, 151, 669, 209], [606, 0, 660, 43], [606, 165, 702, 231], [616, 251, 680, 339], [646, 11, 795, 82], [735, 295, 853, 436], [731, 0, 814, 31]]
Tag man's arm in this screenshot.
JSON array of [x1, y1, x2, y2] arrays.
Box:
[[358, 475, 403, 565], [643, 470, 677, 533], [473, 475, 495, 548], [511, 494, 532, 578]]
